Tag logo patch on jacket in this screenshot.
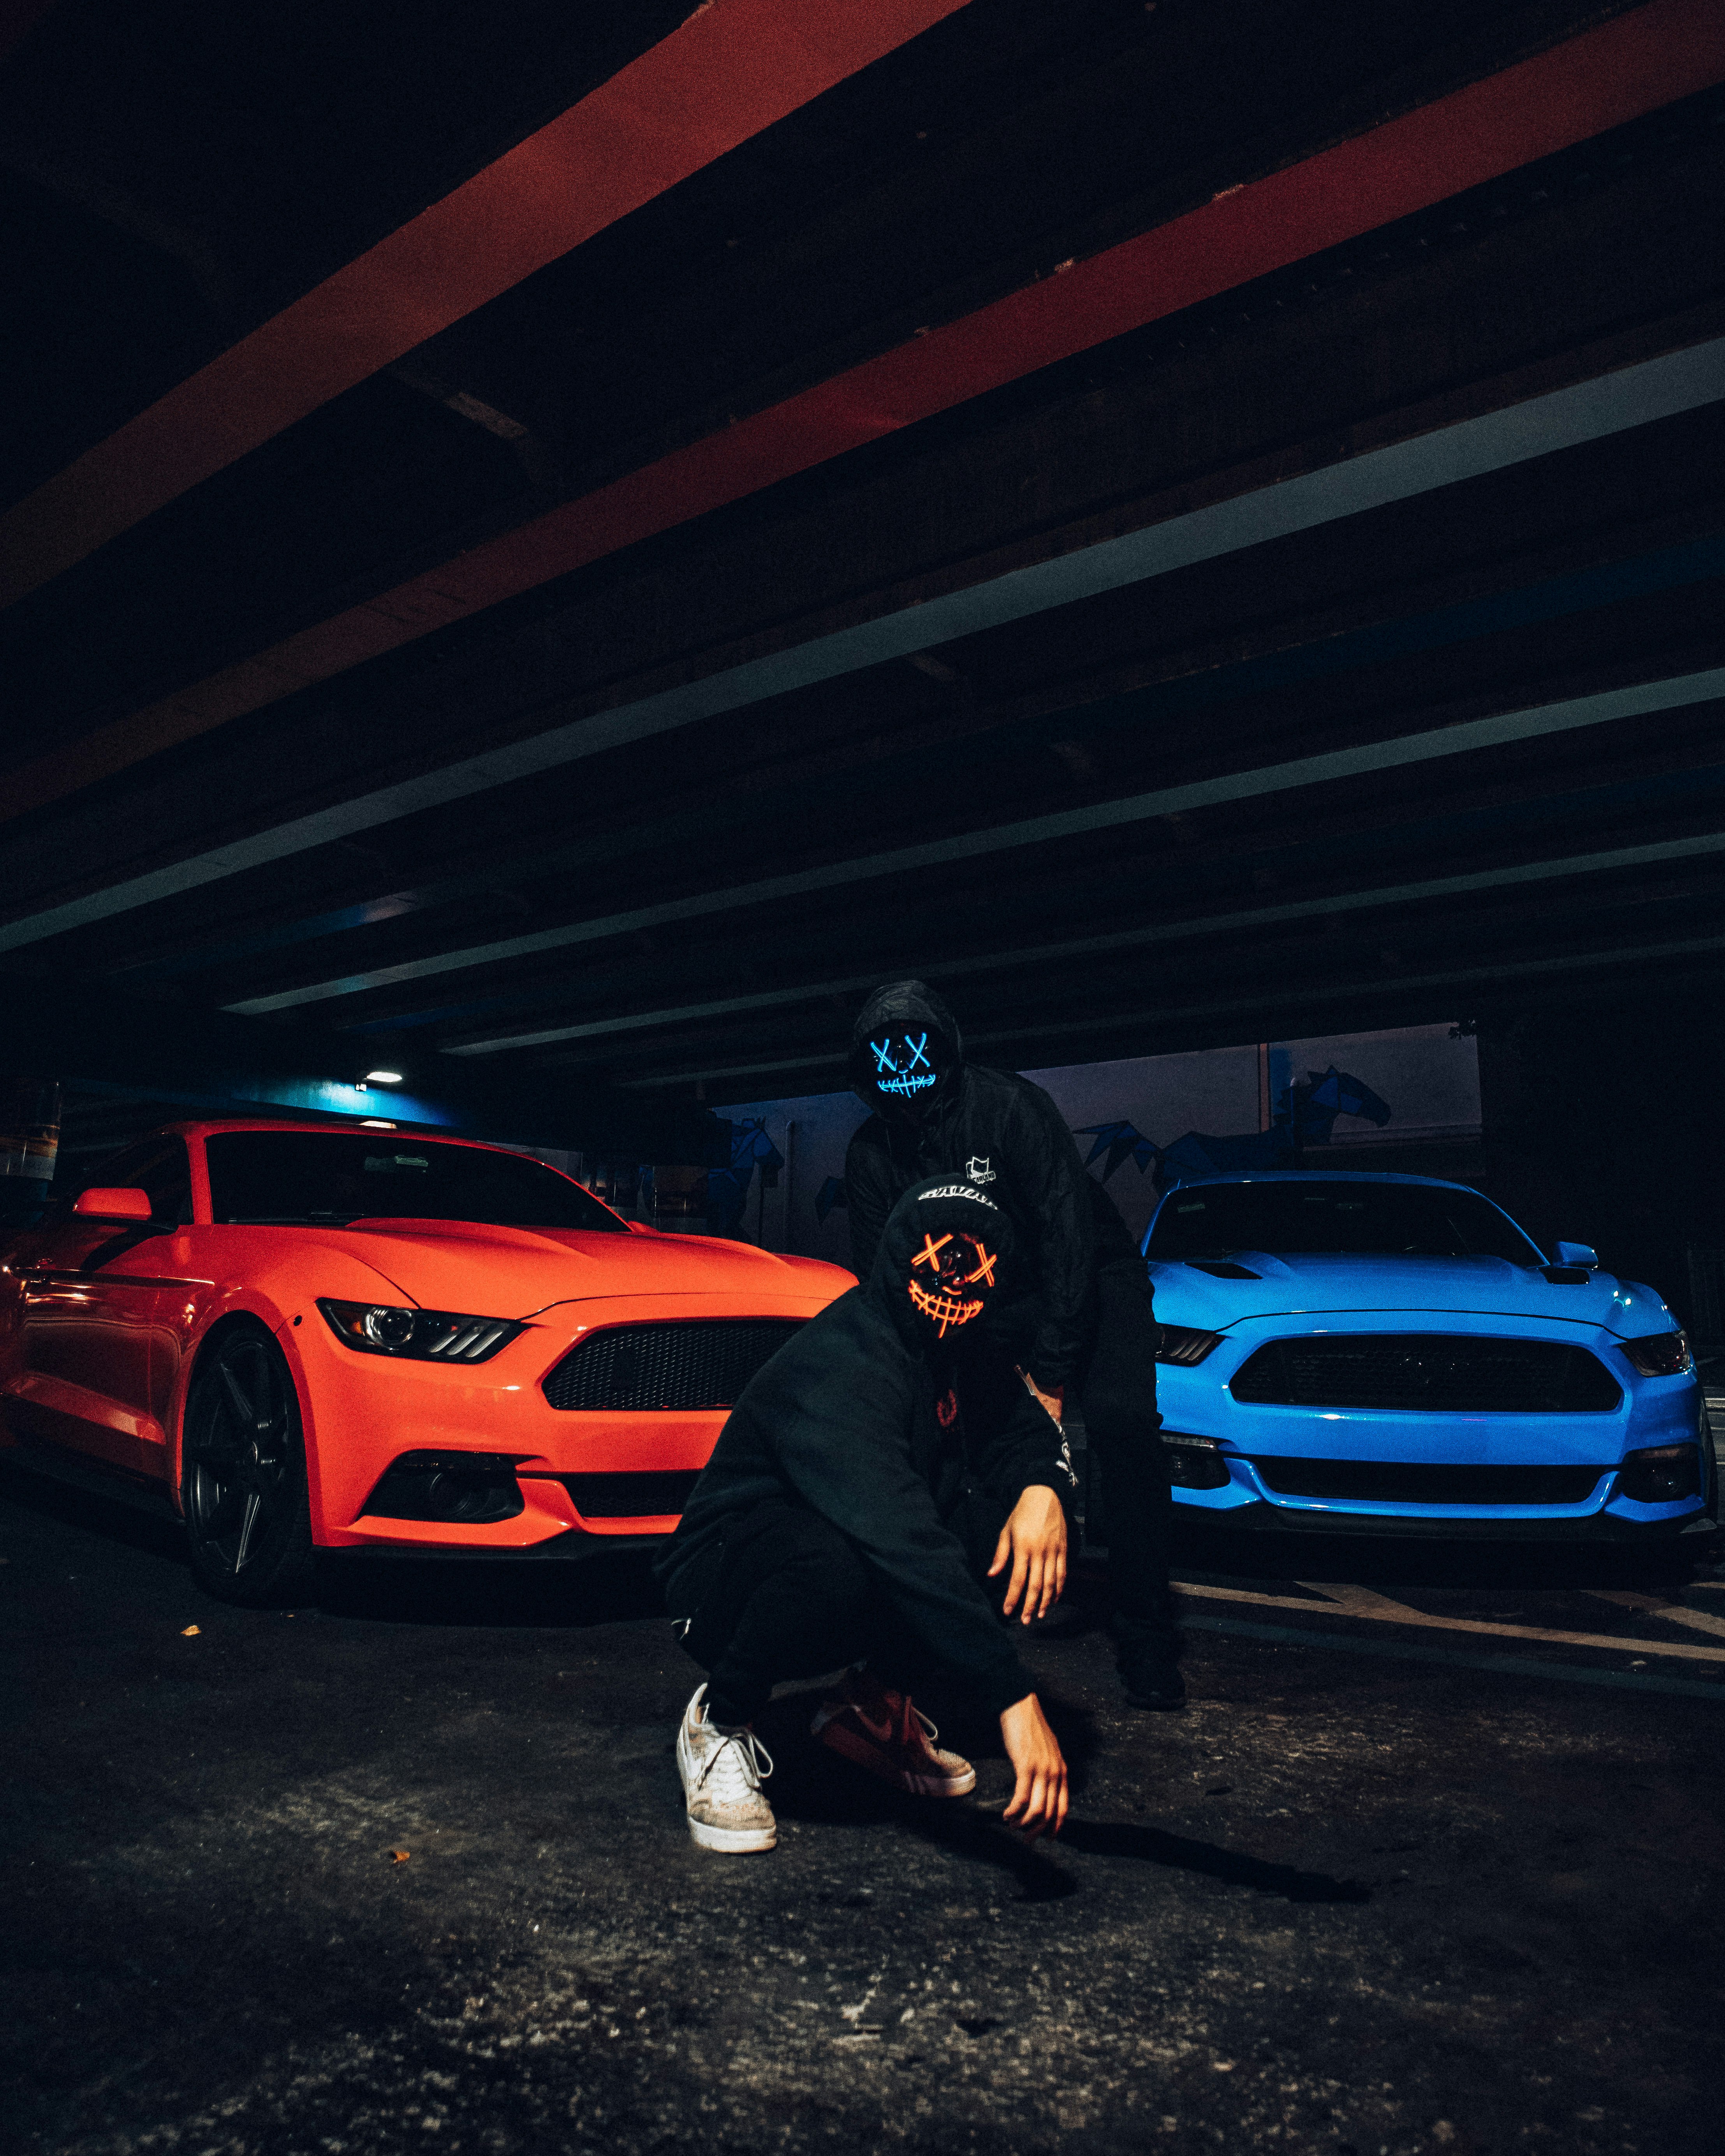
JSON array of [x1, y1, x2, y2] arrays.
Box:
[[965, 1156, 995, 1184]]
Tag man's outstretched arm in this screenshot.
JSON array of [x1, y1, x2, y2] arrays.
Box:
[[1000, 1693, 1068, 1837]]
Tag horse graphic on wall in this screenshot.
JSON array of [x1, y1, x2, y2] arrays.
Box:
[[707, 1118, 785, 1236], [1075, 1066, 1393, 1186]]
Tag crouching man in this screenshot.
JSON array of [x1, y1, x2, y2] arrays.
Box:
[[654, 1176, 1075, 1853]]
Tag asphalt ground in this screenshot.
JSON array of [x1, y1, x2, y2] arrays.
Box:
[[4, 1461, 1723, 2156]]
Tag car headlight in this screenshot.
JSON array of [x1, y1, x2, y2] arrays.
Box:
[[317, 1299, 524, 1363], [1157, 1323, 1222, 1366], [1618, 1330, 1693, 1378]]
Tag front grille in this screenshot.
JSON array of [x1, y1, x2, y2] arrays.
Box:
[[562, 1470, 700, 1518], [1251, 1457, 1605, 1506], [1230, 1334, 1621, 1413], [542, 1319, 803, 1411]]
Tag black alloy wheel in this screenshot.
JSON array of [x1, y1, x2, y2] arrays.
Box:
[[181, 1323, 315, 1605]]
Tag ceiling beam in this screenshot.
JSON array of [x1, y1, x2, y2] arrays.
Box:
[[616, 927, 1725, 1094], [211, 666, 1725, 1016], [6, 332, 1721, 957], [210, 511, 1725, 1006], [9, 0, 1720, 819], [0, 0, 973, 608], [437, 827, 1725, 1057], [0, 976, 718, 1158]]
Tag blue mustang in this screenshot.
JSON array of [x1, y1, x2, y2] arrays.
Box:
[[1142, 1171, 1714, 1539]]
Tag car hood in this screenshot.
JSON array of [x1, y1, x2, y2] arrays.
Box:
[[308, 1218, 852, 1317], [1147, 1250, 1670, 1335]]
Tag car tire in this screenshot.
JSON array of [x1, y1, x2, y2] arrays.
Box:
[[181, 1322, 316, 1606]]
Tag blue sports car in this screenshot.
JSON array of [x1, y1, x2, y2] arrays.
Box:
[[1142, 1171, 1714, 1539]]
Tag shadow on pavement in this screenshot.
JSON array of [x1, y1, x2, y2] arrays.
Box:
[[1058, 1818, 1372, 1902], [313, 1547, 667, 1628], [0, 1457, 188, 1566], [1171, 1518, 1716, 1593]]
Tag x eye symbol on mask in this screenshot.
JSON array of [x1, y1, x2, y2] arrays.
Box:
[[870, 1038, 897, 1075], [912, 1232, 953, 1273], [966, 1243, 998, 1289], [902, 1032, 931, 1073]]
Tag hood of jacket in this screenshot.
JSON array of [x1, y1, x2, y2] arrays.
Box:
[[848, 980, 965, 1116], [866, 1173, 1014, 1353]]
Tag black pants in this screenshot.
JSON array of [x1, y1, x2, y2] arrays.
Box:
[[968, 1259, 1178, 1669], [674, 1498, 1005, 1729]]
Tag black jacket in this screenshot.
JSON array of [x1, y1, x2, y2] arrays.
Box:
[[654, 1176, 1076, 1716], [844, 981, 1139, 1389]]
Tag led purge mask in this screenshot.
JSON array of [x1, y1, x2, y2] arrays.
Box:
[[908, 1230, 999, 1338], [870, 1031, 941, 1103]]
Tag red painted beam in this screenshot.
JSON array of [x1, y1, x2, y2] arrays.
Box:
[[0, 0, 973, 607], [8, 0, 1723, 823]]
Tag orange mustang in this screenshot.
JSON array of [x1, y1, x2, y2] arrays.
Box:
[[0, 1120, 851, 1602]]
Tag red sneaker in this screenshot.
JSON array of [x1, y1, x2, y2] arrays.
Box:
[[810, 1670, 976, 1797]]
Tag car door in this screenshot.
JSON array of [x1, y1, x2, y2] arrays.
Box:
[[9, 1138, 194, 1480]]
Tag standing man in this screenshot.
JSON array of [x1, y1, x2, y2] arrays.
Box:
[[657, 1177, 1073, 1854], [844, 980, 1182, 1709]]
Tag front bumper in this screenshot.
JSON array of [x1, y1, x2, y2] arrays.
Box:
[[1156, 1311, 1710, 1542], [282, 1291, 827, 1551], [1172, 1491, 1713, 1542]]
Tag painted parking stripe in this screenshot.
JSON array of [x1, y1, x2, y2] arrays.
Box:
[[1179, 1615, 1725, 1703], [1172, 1579, 1725, 1665], [1584, 1588, 1725, 1642]]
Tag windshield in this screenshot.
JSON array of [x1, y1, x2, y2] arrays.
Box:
[[1146, 1180, 1542, 1264], [205, 1132, 627, 1231]]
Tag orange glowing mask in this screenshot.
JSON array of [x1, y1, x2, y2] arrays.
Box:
[[907, 1229, 999, 1337]]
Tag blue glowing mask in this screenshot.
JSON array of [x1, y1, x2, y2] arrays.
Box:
[[869, 1031, 940, 1104]]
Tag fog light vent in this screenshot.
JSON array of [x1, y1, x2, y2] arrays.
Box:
[[1163, 1434, 1231, 1490], [1617, 1443, 1702, 1504], [361, 1451, 525, 1524]]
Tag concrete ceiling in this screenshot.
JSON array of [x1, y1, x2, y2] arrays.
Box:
[[2, 0, 1722, 1138]]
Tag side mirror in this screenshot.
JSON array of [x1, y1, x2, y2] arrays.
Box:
[[625, 1219, 655, 1236], [73, 1187, 154, 1222], [1552, 1240, 1599, 1269]]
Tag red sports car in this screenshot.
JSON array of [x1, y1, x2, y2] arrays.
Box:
[[0, 1120, 851, 1602]]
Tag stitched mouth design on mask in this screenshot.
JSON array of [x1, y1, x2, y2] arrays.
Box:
[[907, 1230, 997, 1337], [870, 1031, 938, 1097]]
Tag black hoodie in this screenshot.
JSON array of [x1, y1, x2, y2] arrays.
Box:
[[654, 1176, 1076, 1716], [844, 981, 1139, 1389]]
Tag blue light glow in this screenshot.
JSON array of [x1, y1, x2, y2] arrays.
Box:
[[871, 1032, 938, 1098]]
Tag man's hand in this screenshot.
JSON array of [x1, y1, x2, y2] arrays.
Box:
[[999, 1693, 1068, 1838], [988, 1483, 1068, 1622], [1018, 1370, 1065, 1426]]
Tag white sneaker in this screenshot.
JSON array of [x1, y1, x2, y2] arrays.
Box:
[[676, 1683, 778, 1853]]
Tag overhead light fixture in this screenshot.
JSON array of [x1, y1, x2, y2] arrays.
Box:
[[361, 1119, 398, 1130], [364, 1068, 405, 1085]]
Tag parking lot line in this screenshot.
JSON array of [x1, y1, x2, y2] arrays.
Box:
[[1172, 1579, 1725, 1664], [1584, 1588, 1725, 1641], [1178, 1614, 1725, 1701]]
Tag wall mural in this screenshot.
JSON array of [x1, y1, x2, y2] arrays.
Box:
[[715, 1023, 1481, 1259], [811, 1064, 1394, 1223], [705, 1116, 785, 1237], [1075, 1064, 1395, 1185]]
